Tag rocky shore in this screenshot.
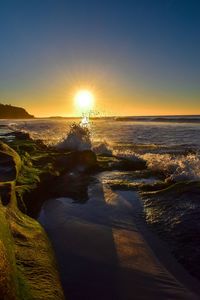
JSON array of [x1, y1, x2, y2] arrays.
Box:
[[0, 130, 147, 299], [0, 128, 200, 299]]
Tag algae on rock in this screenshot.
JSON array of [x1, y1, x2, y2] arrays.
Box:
[[0, 142, 65, 300]]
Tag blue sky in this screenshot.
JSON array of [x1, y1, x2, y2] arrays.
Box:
[[0, 0, 199, 116]]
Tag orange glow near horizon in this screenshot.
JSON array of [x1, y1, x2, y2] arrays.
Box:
[[19, 97, 200, 118], [23, 98, 200, 118], [6, 81, 200, 118]]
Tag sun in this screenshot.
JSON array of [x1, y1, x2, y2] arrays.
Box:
[[74, 90, 94, 110]]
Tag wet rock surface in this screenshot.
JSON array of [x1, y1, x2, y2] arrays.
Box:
[[141, 181, 200, 280], [97, 154, 146, 171]]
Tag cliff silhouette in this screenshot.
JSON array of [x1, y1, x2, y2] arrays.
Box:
[[0, 103, 34, 119]]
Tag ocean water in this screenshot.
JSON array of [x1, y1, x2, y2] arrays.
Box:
[[1, 116, 200, 181]]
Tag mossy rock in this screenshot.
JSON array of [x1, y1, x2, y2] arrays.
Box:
[[97, 155, 146, 171], [9, 208, 65, 300], [0, 142, 22, 182], [111, 157, 146, 171], [0, 141, 65, 299], [55, 150, 97, 173], [0, 203, 19, 299], [0, 188, 65, 300]]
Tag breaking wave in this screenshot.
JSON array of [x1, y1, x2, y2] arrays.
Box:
[[110, 149, 200, 181], [2, 119, 200, 182], [143, 152, 200, 181], [113, 149, 145, 163], [7, 120, 72, 145], [92, 141, 113, 155], [56, 123, 92, 151]]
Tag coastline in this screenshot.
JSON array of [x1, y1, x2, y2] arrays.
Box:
[[0, 127, 200, 299]]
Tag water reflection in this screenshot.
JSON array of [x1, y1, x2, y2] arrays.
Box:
[[38, 175, 195, 300]]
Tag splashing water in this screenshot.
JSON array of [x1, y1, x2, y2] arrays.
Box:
[[80, 115, 90, 128], [1, 118, 200, 181], [113, 149, 143, 162], [56, 114, 92, 151], [56, 123, 92, 151], [142, 152, 200, 181], [92, 141, 113, 155], [7, 120, 71, 145], [112, 149, 200, 181]]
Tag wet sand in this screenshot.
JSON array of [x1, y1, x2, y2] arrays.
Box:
[[38, 175, 200, 300]]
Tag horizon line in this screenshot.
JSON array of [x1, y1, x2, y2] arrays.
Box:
[[37, 114, 200, 118]]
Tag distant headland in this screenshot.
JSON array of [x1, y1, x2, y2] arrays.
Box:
[[0, 103, 34, 119]]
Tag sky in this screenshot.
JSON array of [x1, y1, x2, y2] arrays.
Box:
[[0, 0, 200, 117]]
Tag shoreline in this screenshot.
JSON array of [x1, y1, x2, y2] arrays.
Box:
[[0, 127, 200, 299]]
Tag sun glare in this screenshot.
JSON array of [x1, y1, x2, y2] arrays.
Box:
[[75, 90, 94, 111]]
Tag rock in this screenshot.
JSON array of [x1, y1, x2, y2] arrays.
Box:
[[97, 155, 146, 171], [51, 172, 90, 202], [12, 131, 31, 140], [55, 150, 97, 173], [7, 131, 30, 140], [76, 150, 97, 171], [93, 142, 112, 155], [0, 142, 21, 182], [0, 140, 65, 300], [0, 183, 12, 206], [111, 157, 147, 171], [0, 190, 65, 300]]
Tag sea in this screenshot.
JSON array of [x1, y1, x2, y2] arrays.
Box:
[[1, 115, 200, 181]]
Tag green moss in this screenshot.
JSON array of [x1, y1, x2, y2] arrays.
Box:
[[0, 189, 64, 300], [8, 140, 38, 155], [17, 164, 41, 186], [97, 155, 119, 169], [0, 204, 19, 300], [0, 141, 22, 178], [0, 142, 65, 299], [8, 207, 65, 300]]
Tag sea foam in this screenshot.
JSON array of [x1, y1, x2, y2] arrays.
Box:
[[56, 123, 92, 151], [142, 152, 200, 181]]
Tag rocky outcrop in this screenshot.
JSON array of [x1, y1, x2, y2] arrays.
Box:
[[0, 133, 147, 299], [0, 142, 65, 300], [97, 155, 146, 171], [54, 150, 97, 173], [0, 141, 21, 182], [0, 103, 34, 119]]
